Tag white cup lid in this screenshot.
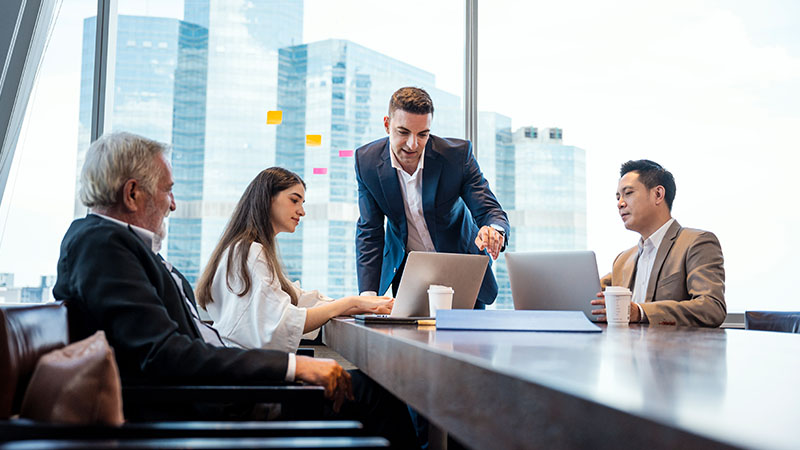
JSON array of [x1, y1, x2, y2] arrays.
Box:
[[428, 285, 454, 293], [604, 286, 632, 295]]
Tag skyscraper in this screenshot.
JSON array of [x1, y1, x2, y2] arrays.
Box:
[[477, 112, 515, 306], [511, 127, 586, 251], [75, 15, 208, 224], [168, 0, 303, 283]]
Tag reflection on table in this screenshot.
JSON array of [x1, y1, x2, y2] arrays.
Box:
[[324, 318, 799, 450]]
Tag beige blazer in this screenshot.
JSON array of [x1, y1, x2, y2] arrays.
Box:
[[601, 220, 726, 327]]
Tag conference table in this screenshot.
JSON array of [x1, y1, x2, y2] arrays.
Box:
[[323, 317, 799, 450]]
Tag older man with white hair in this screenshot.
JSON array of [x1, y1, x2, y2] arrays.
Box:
[[54, 132, 353, 413]]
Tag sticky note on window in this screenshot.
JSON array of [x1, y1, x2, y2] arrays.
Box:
[[266, 110, 282, 125], [306, 135, 322, 146], [338, 150, 354, 157], [313, 168, 328, 175]]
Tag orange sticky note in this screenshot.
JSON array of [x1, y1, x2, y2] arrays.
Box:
[[306, 134, 322, 146], [266, 110, 282, 125], [313, 168, 328, 175], [338, 150, 354, 157]]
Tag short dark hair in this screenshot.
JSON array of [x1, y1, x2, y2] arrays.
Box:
[[620, 159, 676, 210], [388, 87, 434, 116]]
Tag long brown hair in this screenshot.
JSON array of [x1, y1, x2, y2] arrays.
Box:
[[197, 167, 305, 309]]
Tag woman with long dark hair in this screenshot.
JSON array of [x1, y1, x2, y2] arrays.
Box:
[[197, 167, 392, 352]]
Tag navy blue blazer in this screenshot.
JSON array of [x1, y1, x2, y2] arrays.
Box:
[[355, 135, 510, 306]]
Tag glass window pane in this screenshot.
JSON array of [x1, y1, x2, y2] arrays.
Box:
[[0, 0, 97, 303], [102, 0, 464, 300], [480, 0, 800, 312]]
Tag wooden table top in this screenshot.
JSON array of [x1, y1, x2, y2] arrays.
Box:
[[324, 318, 800, 450]]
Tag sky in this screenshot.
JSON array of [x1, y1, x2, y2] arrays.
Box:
[[1, 0, 798, 312]]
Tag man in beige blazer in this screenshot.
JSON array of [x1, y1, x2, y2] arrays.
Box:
[[591, 160, 726, 327]]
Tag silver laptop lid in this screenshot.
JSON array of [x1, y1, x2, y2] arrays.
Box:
[[506, 251, 602, 321], [391, 252, 489, 317]]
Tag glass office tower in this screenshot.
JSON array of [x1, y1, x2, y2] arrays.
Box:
[[512, 127, 587, 246], [75, 16, 208, 226], [477, 112, 515, 307], [484, 126, 587, 309], [168, 0, 303, 284], [277, 39, 462, 297]]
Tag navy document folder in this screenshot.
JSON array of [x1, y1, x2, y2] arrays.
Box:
[[435, 310, 602, 332]]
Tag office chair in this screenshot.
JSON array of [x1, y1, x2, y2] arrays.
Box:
[[745, 311, 800, 333]]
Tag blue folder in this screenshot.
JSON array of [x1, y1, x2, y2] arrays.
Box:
[[435, 310, 602, 332]]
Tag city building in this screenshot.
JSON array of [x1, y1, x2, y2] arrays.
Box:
[[477, 112, 515, 307], [511, 126, 587, 247], [482, 125, 587, 309], [171, 0, 304, 284], [0, 273, 13, 288], [74, 15, 208, 222]]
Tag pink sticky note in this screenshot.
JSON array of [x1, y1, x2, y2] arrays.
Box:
[[338, 150, 354, 157], [312, 168, 328, 175]]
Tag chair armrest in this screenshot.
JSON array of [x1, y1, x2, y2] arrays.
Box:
[[297, 347, 315, 357], [122, 385, 323, 405], [122, 385, 325, 420], [0, 419, 363, 442], [0, 436, 390, 449]]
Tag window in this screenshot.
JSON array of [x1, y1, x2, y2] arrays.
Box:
[[8, 1, 793, 315], [0, 0, 97, 303], [480, 0, 800, 312], [97, 0, 464, 299]]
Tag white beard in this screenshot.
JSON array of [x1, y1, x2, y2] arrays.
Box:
[[151, 218, 168, 254]]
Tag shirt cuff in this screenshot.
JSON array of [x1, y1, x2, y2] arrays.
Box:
[[285, 352, 296, 382], [359, 291, 377, 296], [636, 303, 646, 323]]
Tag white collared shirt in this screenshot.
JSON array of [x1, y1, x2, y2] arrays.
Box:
[[91, 213, 297, 381], [632, 218, 676, 305], [389, 148, 437, 253]]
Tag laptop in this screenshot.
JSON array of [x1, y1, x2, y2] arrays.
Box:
[[506, 251, 602, 321], [355, 251, 489, 323]]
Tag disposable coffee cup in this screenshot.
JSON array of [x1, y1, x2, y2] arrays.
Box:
[[604, 286, 632, 325], [427, 285, 454, 318]]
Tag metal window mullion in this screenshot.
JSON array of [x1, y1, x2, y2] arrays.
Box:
[[465, 0, 478, 155], [90, 0, 116, 142]]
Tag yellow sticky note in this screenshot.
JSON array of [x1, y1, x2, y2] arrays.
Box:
[[306, 134, 322, 146], [266, 110, 282, 125]]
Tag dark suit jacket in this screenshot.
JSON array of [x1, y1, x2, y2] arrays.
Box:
[[601, 220, 726, 327], [355, 136, 510, 306], [53, 214, 288, 384]]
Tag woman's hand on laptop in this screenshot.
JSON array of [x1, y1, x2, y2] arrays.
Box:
[[341, 295, 394, 315]]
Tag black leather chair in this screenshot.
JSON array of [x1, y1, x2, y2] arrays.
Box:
[[745, 311, 800, 333], [0, 303, 381, 446]]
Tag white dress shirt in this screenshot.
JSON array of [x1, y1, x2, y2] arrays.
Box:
[[390, 148, 437, 253], [632, 218, 676, 319], [205, 242, 332, 365]]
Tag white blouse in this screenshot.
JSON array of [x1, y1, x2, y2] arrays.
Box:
[[205, 242, 332, 353]]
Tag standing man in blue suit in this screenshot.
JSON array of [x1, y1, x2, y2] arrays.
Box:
[[355, 87, 510, 308]]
